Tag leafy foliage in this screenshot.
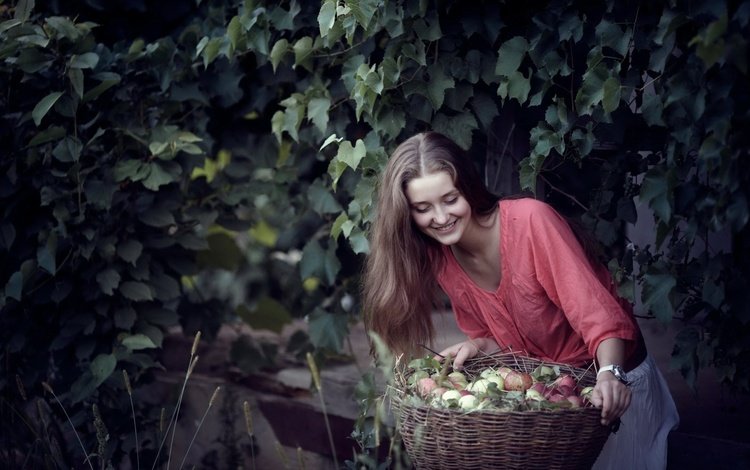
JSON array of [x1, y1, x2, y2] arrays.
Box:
[[1, 0, 748, 464]]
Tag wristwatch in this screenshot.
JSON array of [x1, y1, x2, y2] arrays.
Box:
[[597, 364, 629, 385]]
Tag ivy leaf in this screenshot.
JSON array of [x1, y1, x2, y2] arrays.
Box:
[[52, 137, 82, 163], [236, 296, 292, 334], [32, 92, 63, 126], [270, 38, 289, 72], [122, 334, 157, 350], [307, 97, 331, 134], [142, 161, 178, 191], [82, 72, 120, 102], [330, 212, 349, 240], [318, 1, 336, 37], [432, 113, 478, 150], [348, 0, 378, 29], [595, 20, 632, 56], [293, 36, 314, 71], [495, 36, 529, 77], [96, 268, 121, 295], [642, 273, 676, 322], [90, 354, 116, 387], [640, 170, 673, 224], [37, 233, 57, 275], [308, 181, 342, 215], [641, 92, 665, 127], [28, 126, 65, 147], [119, 281, 153, 301], [426, 64, 455, 109], [575, 63, 608, 115], [4, 271, 23, 301], [300, 239, 340, 286], [308, 308, 348, 351], [602, 76, 621, 113], [347, 229, 369, 254], [471, 92, 499, 130], [506, 69, 531, 105], [226, 15, 242, 54]]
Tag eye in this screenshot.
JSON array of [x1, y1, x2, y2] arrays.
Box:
[[445, 196, 458, 205], [413, 206, 430, 214]]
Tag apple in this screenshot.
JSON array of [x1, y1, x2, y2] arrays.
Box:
[[466, 378, 491, 394], [416, 377, 438, 397], [566, 395, 583, 408], [503, 371, 533, 391], [554, 374, 578, 390], [441, 389, 462, 405], [458, 394, 479, 410]]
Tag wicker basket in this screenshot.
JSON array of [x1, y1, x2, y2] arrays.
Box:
[[391, 352, 611, 470]]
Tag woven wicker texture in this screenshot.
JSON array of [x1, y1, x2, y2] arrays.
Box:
[[392, 352, 611, 470]]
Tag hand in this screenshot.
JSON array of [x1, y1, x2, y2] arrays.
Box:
[[589, 372, 631, 425], [436, 337, 498, 370]]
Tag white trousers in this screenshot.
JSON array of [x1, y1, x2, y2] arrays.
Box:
[[592, 355, 680, 470]]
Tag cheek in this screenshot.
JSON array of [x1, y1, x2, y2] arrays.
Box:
[[410, 212, 432, 229]]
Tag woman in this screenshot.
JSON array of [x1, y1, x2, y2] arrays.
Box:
[[362, 131, 678, 469]]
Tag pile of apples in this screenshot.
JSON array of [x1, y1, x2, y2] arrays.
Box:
[[404, 356, 594, 412]]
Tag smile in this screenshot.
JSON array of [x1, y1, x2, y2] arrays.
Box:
[[433, 220, 457, 232]]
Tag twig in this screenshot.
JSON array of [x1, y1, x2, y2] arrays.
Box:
[[178, 386, 221, 470]]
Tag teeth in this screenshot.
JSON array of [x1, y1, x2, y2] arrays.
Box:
[[435, 221, 456, 231]]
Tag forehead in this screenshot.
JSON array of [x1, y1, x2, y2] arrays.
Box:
[[405, 172, 457, 203]]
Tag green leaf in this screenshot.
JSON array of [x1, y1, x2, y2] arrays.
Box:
[[318, 1, 337, 37], [117, 239, 143, 265], [595, 20, 632, 56], [641, 92, 665, 127], [426, 64, 455, 109], [308, 308, 348, 351], [14, 0, 34, 22], [32, 92, 63, 127], [640, 170, 673, 223], [45, 17, 80, 40], [83, 73, 121, 102], [114, 307, 136, 329], [506, 70, 530, 105], [4, 271, 23, 301], [432, 113, 478, 150], [293, 36, 314, 71], [202, 37, 222, 69], [70, 52, 99, 69], [90, 354, 116, 387], [331, 212, 349, 240], [119, 281, 153, 301], [348, 229, 369, 254], [96, 268, 121, 295], [307, 96, 331, 134], [270, 38, 289, 72], [495, 36, 529, 77], [37, 233, 57, 275], [28, 126, 65, 147], [122, 334, 157, 350], [337, 139, 366, 170], [300, 239, 340, 286], [139, 206, 175, 227], [308, 181, 342, 215], [142, 161, 178, 191], [348, 0, 378, 29], [17, 48, 53, 73], [602, 76, 621, 113], [236, 296, 292, 334], [575, 64, 608, 115], [227, 15, 242, 54], [51, 137, 82, 163], [68, 68, 84, 99], [642, 273, 676, 322]]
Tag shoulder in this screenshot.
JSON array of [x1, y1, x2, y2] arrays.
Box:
[[501, 197, 560, 222]]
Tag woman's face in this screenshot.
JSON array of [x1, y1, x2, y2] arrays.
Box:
[[405, 171, 472, 245]]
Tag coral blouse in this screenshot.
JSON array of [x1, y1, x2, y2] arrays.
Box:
[[435, 198, 638, 366]]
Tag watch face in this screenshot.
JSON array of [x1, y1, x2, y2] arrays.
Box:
[[613, 366, 628, 383]]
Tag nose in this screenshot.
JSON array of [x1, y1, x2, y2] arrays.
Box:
[[432, 206, 449, 225]]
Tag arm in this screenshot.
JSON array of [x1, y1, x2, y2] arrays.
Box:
[[590, 338, 632, 425]]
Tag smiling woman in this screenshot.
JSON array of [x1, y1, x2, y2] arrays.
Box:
[[362, 131, 679, 470]]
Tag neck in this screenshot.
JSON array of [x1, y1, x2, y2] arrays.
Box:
[[454, 210, 499, 257]]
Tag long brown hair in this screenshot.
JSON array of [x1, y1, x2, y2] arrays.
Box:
[[362, 132, 499, 356]]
